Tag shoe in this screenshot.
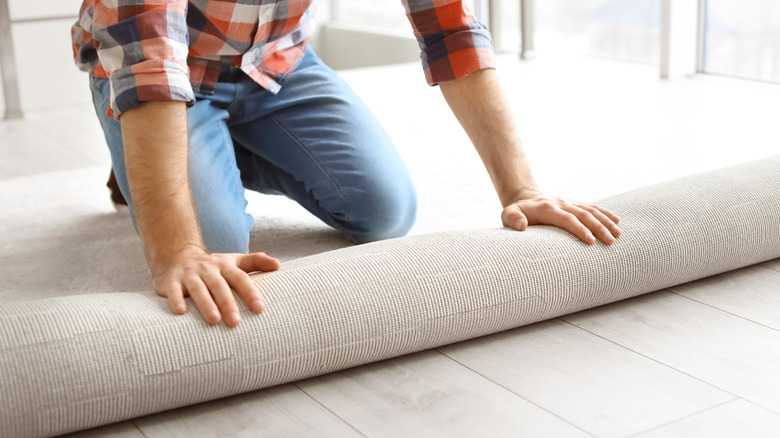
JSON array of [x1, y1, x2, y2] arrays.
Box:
[[107, 169, 128, 206]]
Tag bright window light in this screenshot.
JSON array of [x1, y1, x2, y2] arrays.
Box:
[[703, 0, 780, 83]]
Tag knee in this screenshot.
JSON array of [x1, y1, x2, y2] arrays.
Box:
[[342, 182, 418, 244]]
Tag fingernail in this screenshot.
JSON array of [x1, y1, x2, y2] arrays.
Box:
[[251, 299, 266, 313], [586, 232, 595, 241], [226, 311, 241, 326]]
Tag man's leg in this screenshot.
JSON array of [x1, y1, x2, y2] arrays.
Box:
[[226, 47, 418, 244], [89, 76, 254, 253]]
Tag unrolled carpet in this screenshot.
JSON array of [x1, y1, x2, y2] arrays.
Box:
[[1, 156, 779, 437]]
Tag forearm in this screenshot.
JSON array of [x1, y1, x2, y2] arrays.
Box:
[[120, 101, 203, 273], [440, 68, 621, 244], [439, 69, 538, 206]]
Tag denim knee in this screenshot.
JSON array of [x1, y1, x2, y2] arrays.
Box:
[[342, 181, 418, 244]]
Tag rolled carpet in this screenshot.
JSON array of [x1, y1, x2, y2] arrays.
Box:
[[2, 156, 779, 437]]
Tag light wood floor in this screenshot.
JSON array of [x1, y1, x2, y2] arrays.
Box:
[[3, 54, 780, 437]]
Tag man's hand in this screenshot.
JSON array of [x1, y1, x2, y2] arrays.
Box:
[[153, 246, 281, 327], [439, 69, 623, 245], [501, 191, 622, 245]]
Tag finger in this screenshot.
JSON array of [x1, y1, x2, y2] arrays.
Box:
[[593, 205, 621, 224], [201, 271, 242, 327], [236, 252, 281, 273], [501, 205, 528, 231], [546, 210, 598, 244], [565, 205, 615, 245], [580, 204, 622, 238], [223, 266, 266, 314], [183, 277, 222, 325], [164, 281, 188, 315]]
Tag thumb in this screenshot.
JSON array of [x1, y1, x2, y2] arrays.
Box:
[[502, 205, 528, 231], [235, 252, 281, 273]]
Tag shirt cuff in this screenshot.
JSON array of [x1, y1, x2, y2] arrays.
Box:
[[421, 21, 496, 85], [108, 59, 194, 119]]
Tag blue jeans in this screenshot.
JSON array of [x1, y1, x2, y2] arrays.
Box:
[[90, 47, 417, 253]]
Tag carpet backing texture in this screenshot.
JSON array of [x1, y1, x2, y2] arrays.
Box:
[[2, 156, 779, 437]]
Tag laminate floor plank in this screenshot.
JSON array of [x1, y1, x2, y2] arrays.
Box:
[[297, 349, 589, 438], [762, 258, 780, 273], [22, 104, 111, 167], [633, 399, 780, 438], [0, 119, 91, 179], [132, 384, 362, 438], [0, 167, 13, 180], [440, 319, 733, 438], [61, 421, 146, 438], [564, 291, 780, 414], [669, 264, 780, 330]]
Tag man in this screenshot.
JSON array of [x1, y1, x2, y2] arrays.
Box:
[[72, 0, 621, 327]]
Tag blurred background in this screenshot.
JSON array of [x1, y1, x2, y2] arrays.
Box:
[[1, 0, 779, 117]]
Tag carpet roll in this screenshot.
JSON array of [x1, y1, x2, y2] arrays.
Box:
[[2, 156, 779, 437]]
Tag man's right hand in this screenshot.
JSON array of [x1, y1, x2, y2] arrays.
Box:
[[121, 101, 277, 327], [152, 246, 280, 327]]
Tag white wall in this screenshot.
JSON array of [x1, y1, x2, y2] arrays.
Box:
[[0, 65, 5, 116], [12, 18, 93, 110], [311, 22, 420, 71], [8, 0, 78, 20], [3, 0, 88, 114]]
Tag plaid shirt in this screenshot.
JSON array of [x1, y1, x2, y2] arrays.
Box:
[[72, 0, 495, 118]]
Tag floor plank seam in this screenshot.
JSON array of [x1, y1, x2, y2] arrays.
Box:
[[748, 401, 780, 418], [623, 397, 740, 438], [666, 289, 780, 334], [757, 261, 780, 275], [292, 382, 369, 438], [432, 345, 598, 437], [130, 420, 151, 438], [557, 318, 742, 400]]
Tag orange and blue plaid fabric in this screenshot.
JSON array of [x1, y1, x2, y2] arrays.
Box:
[[72, 0, 495, 118]]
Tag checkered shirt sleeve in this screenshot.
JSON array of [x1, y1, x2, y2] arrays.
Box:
[[402, 0, 496, 85], [76, 0, 193, 118]]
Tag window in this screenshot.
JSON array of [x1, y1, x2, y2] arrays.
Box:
[[329, 0, 481, 33], [703, 0, 780, 82], [493, 0, 661, 64], [327, 0, 780, 84], [331, 0, 409, 31]]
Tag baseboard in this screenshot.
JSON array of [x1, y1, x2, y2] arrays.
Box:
[[310, 21, 421, 70]]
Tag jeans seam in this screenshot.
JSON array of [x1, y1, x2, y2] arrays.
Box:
[[268, 113, 352, 222], [216, 112, 245, 199], [210, 107, 253, 243], [224, 80, 242, 116]]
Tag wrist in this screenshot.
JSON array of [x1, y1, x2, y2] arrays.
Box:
[[501, 187, 542, 207], [147, 241, 206, 276]]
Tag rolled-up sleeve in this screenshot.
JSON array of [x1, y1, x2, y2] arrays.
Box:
[[403, 0, 496, 85], [91, 0, 193, 118]]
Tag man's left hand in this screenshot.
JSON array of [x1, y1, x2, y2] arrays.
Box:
[[501, 192, 622, 245]]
